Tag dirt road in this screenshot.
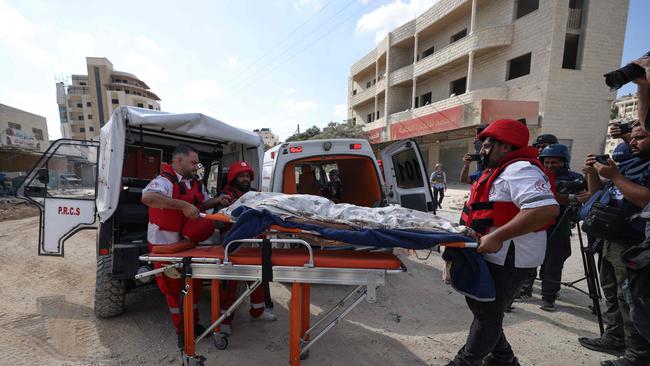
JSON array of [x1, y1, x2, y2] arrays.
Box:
[[0, 211, 612, 365]]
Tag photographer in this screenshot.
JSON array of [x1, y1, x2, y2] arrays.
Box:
[[533, 134, 559, 155], [460, 125, 488, 184], [632, 56, 649, 126], [537, 144, 590, 312], [578, 125, 650, 366]]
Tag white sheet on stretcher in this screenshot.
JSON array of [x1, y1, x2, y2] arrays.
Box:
[[220, 192, 467, 234]]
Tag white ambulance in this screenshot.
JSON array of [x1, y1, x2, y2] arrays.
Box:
[[261, 138, 435, 212]]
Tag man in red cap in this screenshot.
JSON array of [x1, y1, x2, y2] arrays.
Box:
[[142, 144, 231, 335], [447, 120, 559, 366], [217, 161, 277, 336]]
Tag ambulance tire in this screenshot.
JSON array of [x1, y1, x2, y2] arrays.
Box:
[[94, 254, 126, 318]]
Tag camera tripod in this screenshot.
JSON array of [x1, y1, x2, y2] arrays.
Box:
[[548, 204, 604, 335]]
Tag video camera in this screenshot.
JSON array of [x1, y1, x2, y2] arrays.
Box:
[[556, 177, 587, 195], [604, 50, 650, 90]]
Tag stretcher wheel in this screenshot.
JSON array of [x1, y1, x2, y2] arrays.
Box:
[[213, 333, 229, 350]]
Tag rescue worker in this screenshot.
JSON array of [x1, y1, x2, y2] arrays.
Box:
[[533, 133, 559, 155], [430, 163, 447, 209], [447, 119, 559, 366], [537, 144, 590, 311], [141, 144, 231, 335], [218, 161, 277, 336]]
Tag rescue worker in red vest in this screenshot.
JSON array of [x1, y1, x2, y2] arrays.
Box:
[[141, 144, 231, 335], [447, 120, 559, 366], [218, 161, 277, 336]]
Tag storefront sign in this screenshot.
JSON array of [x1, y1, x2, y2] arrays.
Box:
[[480, 100, 539, 126], [390, 106, 462, 140], [367, 127, 384, 144], [1, 128, 38, 149]]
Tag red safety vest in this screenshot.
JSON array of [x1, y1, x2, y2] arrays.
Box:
[[149, 163, 204, 233], [459, 147, 556, 236]]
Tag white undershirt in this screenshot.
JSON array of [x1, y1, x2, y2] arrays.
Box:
[[482, 161, 559, 268]]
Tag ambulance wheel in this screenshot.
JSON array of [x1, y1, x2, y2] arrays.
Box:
[[213, 333, 229, 350], [94, 254, 126, 318]]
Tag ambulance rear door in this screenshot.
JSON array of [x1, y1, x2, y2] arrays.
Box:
[[16, 139, 100, 256], [380, 139, 435, 213]]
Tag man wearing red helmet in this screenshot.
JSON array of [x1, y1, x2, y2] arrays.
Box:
[[217, 161, 277, 336], [448, 120, 559, 366], [142, 144, 232, 335]]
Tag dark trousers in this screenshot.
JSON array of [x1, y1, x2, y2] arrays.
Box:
[[540, 233, 572, 301], [453, 261, 534, 366], [433, 187, 444, 206], [600, 241, 650, 363]]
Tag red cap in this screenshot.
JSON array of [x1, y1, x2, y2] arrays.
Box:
[[477, 119, 529, 149], [227, 161, 254, 183], [182, 218, 215, 243]]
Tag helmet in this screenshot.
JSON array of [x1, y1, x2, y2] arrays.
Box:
[[182, 218, 215, 243], [477, 119, 529, 149], [227, 161, 254, 183], [612, 142, 632, 163], [539, 144, 571, 163], [533, 134, 558, 147]]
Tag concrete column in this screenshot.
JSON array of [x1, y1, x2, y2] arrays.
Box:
[[374, 60, 379, 120], [470, 0, 477, 35], [412, 33, 419, 110], [467, 51, 474, 92]]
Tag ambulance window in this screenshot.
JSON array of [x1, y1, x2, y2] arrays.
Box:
[[26, 143, 98, 200], [391, 149, 424, 189], [206, 163, 220, 196]]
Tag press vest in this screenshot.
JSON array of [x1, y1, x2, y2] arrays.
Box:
[[148, 164, 205, 233], [460, 147, 555, 236]]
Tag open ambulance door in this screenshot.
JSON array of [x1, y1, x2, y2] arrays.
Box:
[[16, 139, 100, 256], [380, 139, 435, 213]]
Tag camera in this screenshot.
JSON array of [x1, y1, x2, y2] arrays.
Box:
[[617, 122, 632, 134], [468, 153, 482, 161], [556, 178, 587, 195], [604, 51, 650, 90], [594, 154, 610, 165]]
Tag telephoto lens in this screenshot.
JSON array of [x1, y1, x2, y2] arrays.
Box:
[[604, 51, 650, 90]]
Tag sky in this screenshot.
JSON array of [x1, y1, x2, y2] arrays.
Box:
[[0, 0, 646, 141]]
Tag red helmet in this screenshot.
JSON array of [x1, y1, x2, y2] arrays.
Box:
[[227, 161, 254, 183], [477, 119, 529, 149], [182, 218, 215, 243]]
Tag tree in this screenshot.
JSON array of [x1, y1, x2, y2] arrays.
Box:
[[610, 105, 619, 120], [314, 121, 368, 140], [285, 125, 321, 142]]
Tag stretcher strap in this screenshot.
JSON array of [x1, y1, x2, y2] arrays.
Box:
[[262, 238, 273, 283]]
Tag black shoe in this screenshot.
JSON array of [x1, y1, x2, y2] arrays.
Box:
[[601, 358, 646, 366], [578, 337, 625, 357], [540, 299, 557, 312], [505, 304, 515, 313], [483, 354, 521, 366]]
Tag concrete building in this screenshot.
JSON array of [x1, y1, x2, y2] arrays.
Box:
[[1, 104, 51, 192], [348, 0, 627, 178], [614, 93, 639, 120], [56, 57, 161, 140], [255, 128, 280, 147], [604, 93, 640, 156]]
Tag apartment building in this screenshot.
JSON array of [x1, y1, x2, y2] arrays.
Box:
[[56, 57, 161, 140], [254, 128, 280, 147], [0, 103, 49, 152], [348, 0, 627, 178]]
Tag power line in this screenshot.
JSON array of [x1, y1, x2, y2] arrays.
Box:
[[228, 0, 339, 85], [233, 0, 377, 91], [233, 0, 376, 89]]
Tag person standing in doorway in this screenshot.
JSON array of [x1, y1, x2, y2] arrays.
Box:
[[430, 163, 447, 209]]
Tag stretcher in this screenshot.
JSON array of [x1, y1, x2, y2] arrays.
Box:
[[137, 214, 478, 366]]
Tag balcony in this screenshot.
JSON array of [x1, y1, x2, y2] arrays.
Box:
[[350, 85, 376, 107], [567, 8, 582, 30], [362, 117, 386, 131], [351, 49, 377, 76], [388, 87, 508, 125], [389, 64, 413, 86], [414, 25, 514, 79], [376, 77, 387, 92], [416, 0, 467, 34], [391, 20, 415, 46]]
